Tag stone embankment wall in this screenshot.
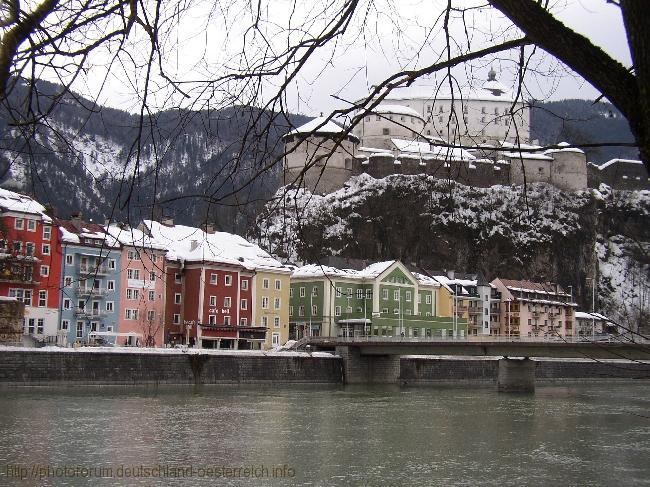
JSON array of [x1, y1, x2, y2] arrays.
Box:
[[400, 357, 650, 384], [0, 350, 648, 386], [0, 350, 343, 386]]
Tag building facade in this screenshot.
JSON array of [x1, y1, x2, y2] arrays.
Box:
[[491, 278, 578, 338], [0, 188, 62, 343], [289, 261, 466, 339], [58, 218, 122, 346]]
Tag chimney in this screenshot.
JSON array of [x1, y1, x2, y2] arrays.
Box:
[[161, 217, 174, 227], [447, 269, 455, 280], [203, 222, 216, 234], [71, 212, 83, 230]]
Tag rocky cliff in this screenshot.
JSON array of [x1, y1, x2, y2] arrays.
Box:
[[255, 174, 650, 332]]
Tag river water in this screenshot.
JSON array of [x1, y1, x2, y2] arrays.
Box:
[[0, 383, 649, 486]]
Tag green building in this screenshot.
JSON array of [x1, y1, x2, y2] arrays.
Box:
[[289, 260, 467, 339]]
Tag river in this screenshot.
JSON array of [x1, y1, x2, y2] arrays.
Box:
[[0, 383, 648, 486]]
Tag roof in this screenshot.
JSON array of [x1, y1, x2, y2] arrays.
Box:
[[372, 104, 423, 119], [292, 260, 397, 280], [496, 278, 571, 297], [0, 188, 52, 222], [106, 224, 168, 252], [284, 117, 360, 143], [142, 220, 287, 272], [575, 311, 611, 321], [390, 139, 475, 161], [56, 218, 120, 247]]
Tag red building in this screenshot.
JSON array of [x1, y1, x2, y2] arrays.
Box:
[[143, 220, 265, 349], [0, 189, 62, 342]]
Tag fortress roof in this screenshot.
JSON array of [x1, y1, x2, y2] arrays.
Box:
[[284, 117, 360, 143], [372, 104, 423, 119]]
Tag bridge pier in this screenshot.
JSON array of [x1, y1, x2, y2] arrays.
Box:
[[336, 346, 400, 384], [497, 358, 535, 393]]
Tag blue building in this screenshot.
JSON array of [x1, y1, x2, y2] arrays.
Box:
[[57, 217, 122, 345]]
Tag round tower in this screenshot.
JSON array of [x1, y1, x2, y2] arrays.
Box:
[[546, 142, 588, 191], [282, 117, 359, 194]]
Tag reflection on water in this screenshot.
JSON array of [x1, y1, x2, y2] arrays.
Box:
[[0, 383, 649, 486]]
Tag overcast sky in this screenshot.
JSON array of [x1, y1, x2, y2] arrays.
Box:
[[81, 0, 631, 116]]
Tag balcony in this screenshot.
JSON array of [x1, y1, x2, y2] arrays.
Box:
[[75, 286, 109, 296], [0, 258, 36, 284], [468, 308, 482, 315], [79, 264, 109, 276], [75, 308, 106, 318]]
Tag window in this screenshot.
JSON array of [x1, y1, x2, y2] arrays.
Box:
[[10, 288, 31, 305], [240, 318, 248, 326], [64, 276, 73, 287], [173, 314, 180, 324], [394, 309, 399, 315], [149, 271, 156, 281], [61, 320, 69, 331], [289, 306, 294, 316], [346, 288, 352, 298], [356, 289, 363, 299], [241, 299, 247, 310], [382, 308, 389, 314], [43, 226, 51, 240], [481, 106, 486, 114], [311, 304, 318, 315], [40, 265, 49, 277], [65, 255, 73, 265], [275, 279, 281, 290], [42, 244, 50, 255], [38, 290, 47, 307], [108, 259, 116, 270], [382, 128, 390, 135], [262, 316, 268, 327], [175, 273, 182, 284], [126, 289, 140, 300], [209, 295, 217, 306], [12, 241, 21, 253], [426, 294, 432, 305], [299, 287, 305, 298], [336, 287, 342, 297], [148, 290, 155, 301], [63, 298, 71, 310], [25, 318, 34, 334], [208, 315, 216, 325], [241, 279, 248, 290], [262, 297, 269, 309], [107, 280, 115, 291], [27, 219, 36, 231], [366, 289, 372, 299], [405, 291, 412, 302], [14, 218, 24, 230], [224, 297, 231, 308], [418, 294, 422, 304], [76, 321, 83, 338], [263, 278, 269, 289], [150, 254, 157, 263], [298, 306, 305, 317], [346, 306, 352, 314], [106, 301, 114, 312], [125, 309, 134, 320], [25, 242, 34, 256], [147, 310, 155, 322], [335, 306, 341, 316], [274, 317, 280, 328], [394, 290, 400, 300], [224, 275, 232, 286], [174, 293, 181, 304], [210, 273, 218, 284], [127, 250, 136, 260], [274, 297, 281, 309], [290, 287, 294, 298], [272, 332, 280, 346]]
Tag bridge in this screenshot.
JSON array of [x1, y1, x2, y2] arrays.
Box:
[[297, 336, 650, 392]]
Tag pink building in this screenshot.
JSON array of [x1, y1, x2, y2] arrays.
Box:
[[491, 278, 578, 338], [107, 225, 167, 346]]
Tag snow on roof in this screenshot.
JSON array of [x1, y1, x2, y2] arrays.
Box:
[[597, 158, 644, 170], [106, 224, 167, 252], [56, 219, 120, 247], [285, 117, 360, 142], [292, 260, 396, 280], [381, 84, 519, 103], [544, 142, 585, 155], [357, 260, 395, 278], [413, 272, 441, 288], [482, 79, 509, 94], [358, 146, 392, 154], [0, 188, 51, 222], [575, 311, 610, 321], [142, 220, 287, 272], [502, 151, 554, 161], [373, 104, 423, 119], [389, 138, 475, 161]]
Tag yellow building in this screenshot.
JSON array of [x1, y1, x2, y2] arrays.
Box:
[[254, 269, 291, 349]]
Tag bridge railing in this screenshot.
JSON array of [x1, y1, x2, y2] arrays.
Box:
[[303, 334, 648, 344]]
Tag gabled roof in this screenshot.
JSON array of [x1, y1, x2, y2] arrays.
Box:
[[56, 218, 120, 247]]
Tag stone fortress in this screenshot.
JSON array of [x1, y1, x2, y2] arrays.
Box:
[[283, 69, 650, 194]]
